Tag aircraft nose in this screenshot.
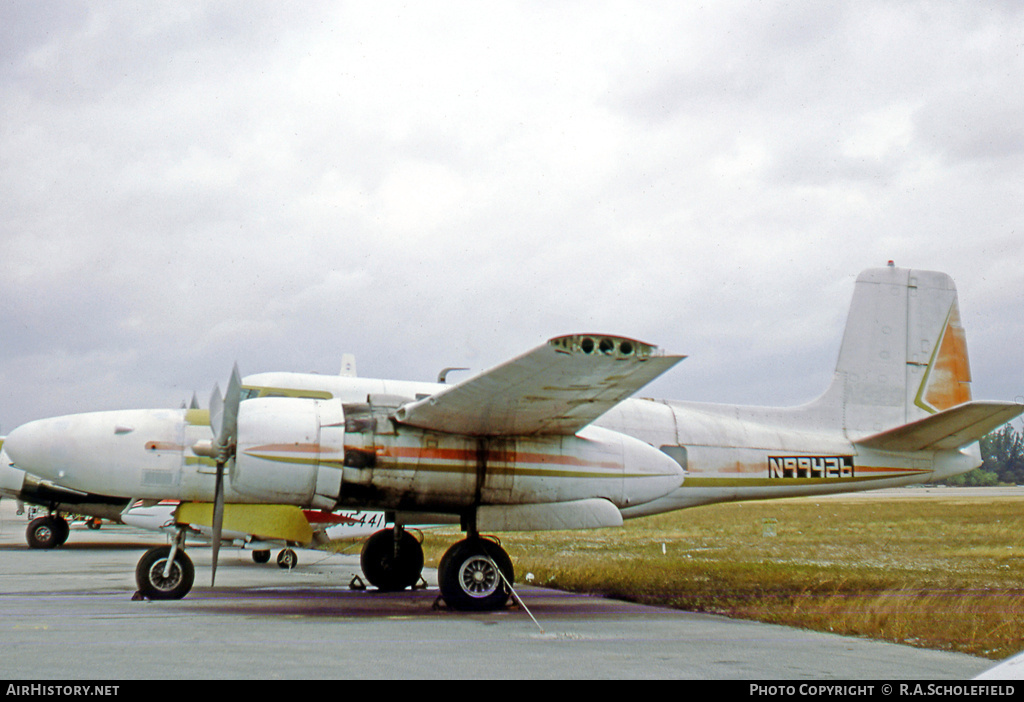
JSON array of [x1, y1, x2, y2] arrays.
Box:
[[4, 417, 73, 482], [6, 409, 188, 496]]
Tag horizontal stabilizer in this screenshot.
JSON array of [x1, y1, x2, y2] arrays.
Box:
[[394, 334, 685, 436], [855, 401, 1024, 452]]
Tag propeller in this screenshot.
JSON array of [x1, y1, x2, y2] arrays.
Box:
[[206, 364, 242, 587]]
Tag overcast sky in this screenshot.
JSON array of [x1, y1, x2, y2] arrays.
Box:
[[2, 1, 1022, 432]]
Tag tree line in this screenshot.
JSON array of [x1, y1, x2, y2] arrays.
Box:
[[942, 421, 1024, 486]]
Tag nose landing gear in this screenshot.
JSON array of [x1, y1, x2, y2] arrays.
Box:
[[135, 532, 195, 600]]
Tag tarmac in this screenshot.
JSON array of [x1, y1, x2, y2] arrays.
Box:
[[0, 497, 997, 680]]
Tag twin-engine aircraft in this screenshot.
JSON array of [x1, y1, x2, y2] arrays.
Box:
[[5, 266, 1021, 611]]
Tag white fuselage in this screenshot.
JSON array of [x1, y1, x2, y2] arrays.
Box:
[[3, 267, 1004, 526], [0, 370, 981, 525], [240, 372, 982, 518]]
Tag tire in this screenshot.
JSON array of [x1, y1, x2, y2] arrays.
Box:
[[252, 549, 271, 564], [26, 517, 59, 549], [360, 529, 424, 591], [52, 517, 70, 545], [135, 546, 195, 600], [438, 538, 514, 611], [277, 548, 298, 569]]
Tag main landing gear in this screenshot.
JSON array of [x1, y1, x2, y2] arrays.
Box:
[[360, 526, 425, 592], [359, 527, 515, 612], [132, 523, 517, 612], [26, 514, 70, 549], [437, 536, 514, 612]]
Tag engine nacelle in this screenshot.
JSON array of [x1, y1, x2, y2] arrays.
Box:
[[338, 403, 684, 513], [229, 398, 345, 509], [227, 396, 684, 515]]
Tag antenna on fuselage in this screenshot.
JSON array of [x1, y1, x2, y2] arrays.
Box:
[[437, 367, 469, 384], [340, 354, 357, 377]]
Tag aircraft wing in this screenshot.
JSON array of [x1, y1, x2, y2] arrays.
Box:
[[855, 401, 1024, 452], [394, 334, 685, 436], [175, 503, 316, 545]]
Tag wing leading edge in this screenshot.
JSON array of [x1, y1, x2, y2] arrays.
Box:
[[394, 334, 686, 436]]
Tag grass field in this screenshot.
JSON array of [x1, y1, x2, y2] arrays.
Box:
[[420, 491, 1024, 660]]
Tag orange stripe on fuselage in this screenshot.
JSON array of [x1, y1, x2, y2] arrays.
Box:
[[246, 443, 325, 453], [385, 445, 622, 470], [239, 443, 621, 472]]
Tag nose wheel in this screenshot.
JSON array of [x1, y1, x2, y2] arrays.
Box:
[[135, 545, 195, 600], [438, 537, 514, 611]]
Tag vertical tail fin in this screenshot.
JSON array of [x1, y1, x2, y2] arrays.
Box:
[[813, 266, 972, 440]]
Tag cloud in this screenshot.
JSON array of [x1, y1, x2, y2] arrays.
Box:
[[1, 1, 1022, 430]]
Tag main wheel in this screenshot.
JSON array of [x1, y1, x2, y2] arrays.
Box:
[[360, 529, 424, 591], [135, 546, 195, 600], [438, 538, 514, 611], [26, 516, 59, 549], [277, 548, 298, 569], [252, 549, 271, 564], [52, 517, 70, 545]]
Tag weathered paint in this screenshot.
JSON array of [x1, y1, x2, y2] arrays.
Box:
[[5, 267, 1020, 532], [917, 301, 972, 413], [229, 400, 683, 512]]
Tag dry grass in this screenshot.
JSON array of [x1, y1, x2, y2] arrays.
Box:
[[420, 493, 1024, 659]]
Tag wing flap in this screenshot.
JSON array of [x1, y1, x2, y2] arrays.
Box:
[[856, 401, 1024, 452], [394, 334, 685, 436]]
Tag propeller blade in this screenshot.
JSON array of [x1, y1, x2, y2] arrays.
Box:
[[209, 365, 242, 587], [211, 459, 226, 586], [209, 382, 224, 442], [220, 363, 242, 448]]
